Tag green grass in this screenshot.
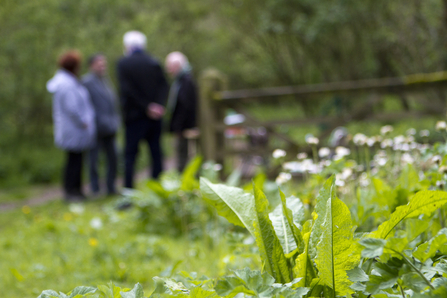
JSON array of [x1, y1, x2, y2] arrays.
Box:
[[0, 197, 255, 298]]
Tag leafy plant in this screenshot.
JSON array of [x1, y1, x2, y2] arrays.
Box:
[[201, 175, 447, 297]]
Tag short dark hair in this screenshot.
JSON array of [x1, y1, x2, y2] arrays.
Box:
[[88, 53, 105, 67], [58, 50, 82, 74]]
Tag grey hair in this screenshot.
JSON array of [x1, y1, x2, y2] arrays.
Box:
[[123, 31, 147, 50], [165, 51, 189, 68]]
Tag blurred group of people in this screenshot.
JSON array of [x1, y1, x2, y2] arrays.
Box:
[[46, 31, 197, 202]]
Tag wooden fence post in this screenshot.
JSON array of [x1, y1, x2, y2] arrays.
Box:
[[199, 69, 227, 165]]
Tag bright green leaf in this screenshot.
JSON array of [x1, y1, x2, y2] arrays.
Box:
[[269, 190, 304, 255], [253, 184, 292, 283], [181, 156, 202, 191], [313, 176, 360, 297], [359, 238, 386, 258], [97, 282, 122, 298], [369, 190, 447, 239], [293, 220, 316, 288], [413, 228, 447, 262], [200, 177, 254, 229], [120, 283, 145, 298]]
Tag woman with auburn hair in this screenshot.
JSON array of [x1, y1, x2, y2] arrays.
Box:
[[46, 50, 96, 202]]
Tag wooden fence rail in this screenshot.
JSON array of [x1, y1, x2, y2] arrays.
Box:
[[198, 69, 447, 173]]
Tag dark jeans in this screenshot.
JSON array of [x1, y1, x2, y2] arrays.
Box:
[[63, 151, 84, 197], [125, 118, 163, 188], [176, 133, 188, 173], [89, 134, 117, 194]]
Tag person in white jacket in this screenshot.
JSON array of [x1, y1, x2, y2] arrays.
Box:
[[46, 50, 96, 202]]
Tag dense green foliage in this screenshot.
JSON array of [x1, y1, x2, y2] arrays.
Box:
[[15, 125, 447, 297], [0, 159, 258, 297]]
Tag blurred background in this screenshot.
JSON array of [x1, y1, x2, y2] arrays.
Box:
[[1, 0, 446, 189]]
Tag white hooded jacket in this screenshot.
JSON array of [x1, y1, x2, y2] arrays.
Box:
[[47, 69, 96, 151]]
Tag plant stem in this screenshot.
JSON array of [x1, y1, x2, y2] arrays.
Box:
[[364, 145, 371, 176], [312, 145, 318, 165], [398, 282, 405, 298], [394, 250, 435, 290]]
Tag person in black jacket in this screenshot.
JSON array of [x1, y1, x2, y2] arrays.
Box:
[[165, 52, 198, 172], [117, 31, 169, 188]]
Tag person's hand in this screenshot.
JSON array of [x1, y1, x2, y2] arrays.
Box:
[[147, 103, 165, 120], [183, 128, 200, 139]]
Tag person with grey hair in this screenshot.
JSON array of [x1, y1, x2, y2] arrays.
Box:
[[165, 51, 198, 172], [117, 30, 169, 187]]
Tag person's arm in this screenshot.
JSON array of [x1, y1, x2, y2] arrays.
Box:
[[154, 64, 169, 106]]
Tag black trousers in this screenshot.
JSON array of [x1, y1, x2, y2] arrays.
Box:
[[89, 134, 117, 194], [63, 151, 84, 196], [124, 118, 163, 188]]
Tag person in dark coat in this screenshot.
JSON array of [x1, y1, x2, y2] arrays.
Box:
[[165, 52, 198, 172], [117, 31, 169, 188], [82, 54, 120, 196]]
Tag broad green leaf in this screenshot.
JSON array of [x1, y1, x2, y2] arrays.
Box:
[[153, 277, 188, 293], [369, 190, 447, 239], [147, 180, 171, 199], [434, 260, 447, 275], [253, 172, 266, 190], [253, 184, 292, 283], [200, 178, 292, 282], [181, 156, 202, 191], [413, 228, 447, 262], [214, 276, 255, 297], [313, 176, 360, 297], [188, 287, 217, 298], [359, 238, 386, 258], [120, 283, 145, 298], [309, 177, 333, 260], [242, 172, 266, 193], [214, 268, 272, 297], [280, 191, 305, 254], [365, 258, 403, 295], [293, 220, 316, 288], [269, 201, 297, 256], [406, 217, 431, 242], [269, 190, 304, 255], [401, 272, 431, 292], [214, 268, 308, 298], [383, 236, 409, 257], [200, 177, 254, 229], [37, 290, 64, 298], [347, 267, 369, 292], [97, 282, 122, 298], [360, 236, 409, 263], [431, 277, 447, 297], [149, 280, 171, 297], [68, 287, 96, 297]]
